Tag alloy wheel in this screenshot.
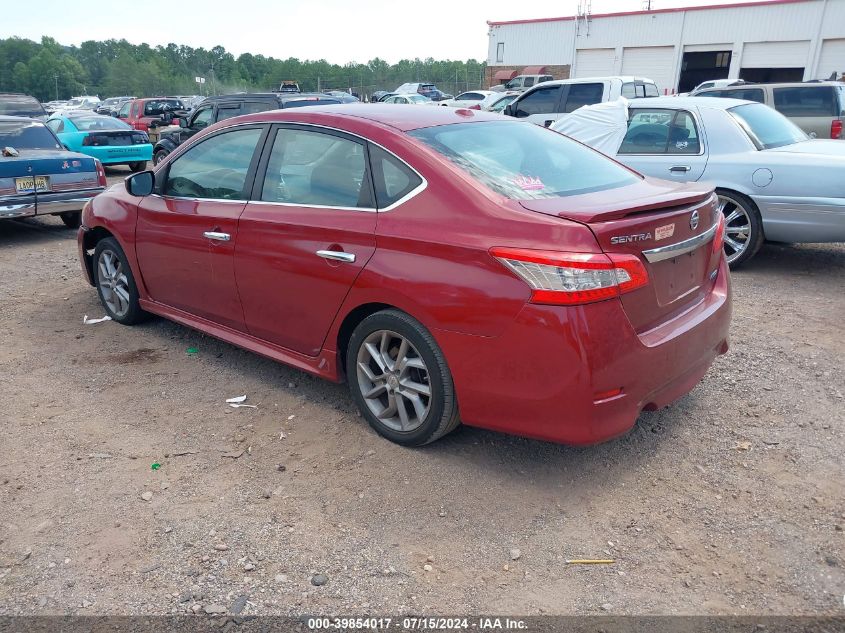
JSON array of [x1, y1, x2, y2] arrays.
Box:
[[97, 249, 131, 317], [717, 194, 752, 265], [356, 330, 432, 433]]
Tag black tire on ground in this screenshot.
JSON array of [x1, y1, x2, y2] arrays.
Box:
[[153, 150, 169, 166], [716, 188, 764, 269], [128, 161, 147, 172], [346, 309, 460, 447], [93, 237, 149, 325], [58, 211, 81, 229]]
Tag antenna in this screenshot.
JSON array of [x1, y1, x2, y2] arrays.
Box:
[[576, 0, 592, 36], [643, 0, 654, 9]]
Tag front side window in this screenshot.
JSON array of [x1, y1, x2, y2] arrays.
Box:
[[118, 102, 131, 118], [369, 145, 422, 208], [773, 87, 838, 117], [164, 128, 262, 199], [191, 107, 213, 129], [563, 83, 604, 113], [619, 109, 700, 154], [491, 95, 517, 112], [729, 103, 808, 149], [261, 128, 371, 208], [524, 77, 535, 88], [409, 120, 638, 200], [513, 86, 562, 118], [644, 83, 659, 97]]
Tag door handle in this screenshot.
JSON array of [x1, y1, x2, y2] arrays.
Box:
[[203, 231, 230, 241], [316, 250, 355, 263], [670, 166, 691, 173]]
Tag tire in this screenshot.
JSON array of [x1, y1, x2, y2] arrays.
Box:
[[93, 237, 148, 325], [58, 211, 81, 229], [346, 310, 460, 447], [153, 149, 169, 166], [716, 189, 764, 269], [128, 161, 147, 172]]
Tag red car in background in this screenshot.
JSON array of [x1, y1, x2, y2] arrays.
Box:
[[78, 105, 731, 447], [116, 97, 185, 133]]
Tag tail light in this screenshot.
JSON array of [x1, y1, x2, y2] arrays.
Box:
[[95, 160, 107, 187], [831, 119, 842, 140], [490, 247, 648, 306], [713, 210, 725, 256]]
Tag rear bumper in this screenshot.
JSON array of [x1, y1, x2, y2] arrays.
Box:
[[436, 256, 732, 445], [0, 189, 104, 219]]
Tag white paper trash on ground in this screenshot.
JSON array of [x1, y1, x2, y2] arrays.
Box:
[[552, 97, 630, 156], [83, 315, 112, 325], [226, 395, 257, 409]]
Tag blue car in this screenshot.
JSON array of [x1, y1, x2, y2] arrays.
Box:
[[0, 116, 106, 228], [46, 112, 152, 172]]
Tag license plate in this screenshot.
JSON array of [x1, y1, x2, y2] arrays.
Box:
[[15, 176, 51, 194]]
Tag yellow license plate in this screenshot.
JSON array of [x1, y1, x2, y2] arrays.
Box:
[[15, 175, 51, 194]]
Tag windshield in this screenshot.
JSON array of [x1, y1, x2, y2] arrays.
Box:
[[71, 116, 132, 131], [0, 95, 46, 117], [491, 95, 517, 112], [729, 103, 808, 149], [408, 95, 430, 103], [67, 99, 84, 106], [0, 120, 61, 150], [409, 121, 639, 199]]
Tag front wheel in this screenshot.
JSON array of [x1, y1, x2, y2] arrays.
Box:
[[153, 149, 169, 166], [128, 161, 147, 172], [93, 237, 148, 325], [58, 211, 81, 229], [346, 310, 460, 446], [716, 190, 764, 268]]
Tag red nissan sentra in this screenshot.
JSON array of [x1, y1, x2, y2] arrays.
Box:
[[78, 105, 731, 447]]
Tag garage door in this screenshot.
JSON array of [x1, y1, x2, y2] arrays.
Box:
[[742, 41, 810, 68], [621, 46, 676, 94], [817, 39, 845, 80], [575, 48, 615, 78]]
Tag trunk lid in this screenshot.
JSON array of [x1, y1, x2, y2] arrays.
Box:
[[0, 150, 99, 197], [521, 179, 721, 332]]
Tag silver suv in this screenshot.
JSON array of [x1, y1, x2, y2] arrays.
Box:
[[697, 81, 845, 140], [490, 74, 554, 93]]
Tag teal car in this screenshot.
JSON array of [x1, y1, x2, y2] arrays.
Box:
[[46, 113, 152, 171]]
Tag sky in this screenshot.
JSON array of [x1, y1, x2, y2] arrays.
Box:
[[3, 0, 787, 64]]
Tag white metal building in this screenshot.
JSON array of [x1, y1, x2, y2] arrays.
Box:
[[486, 0, 845, 93]]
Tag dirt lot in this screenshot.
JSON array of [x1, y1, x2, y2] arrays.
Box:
[[1, 170, 843, 616]]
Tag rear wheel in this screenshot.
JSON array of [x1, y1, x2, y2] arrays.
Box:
[[346, 310, 460, 446], [128, 161, 147, 172], [153, 149, 169, 166], [93, 237, 148, 325], [58, 211, 81, 229], [716, 189, 763, 268]]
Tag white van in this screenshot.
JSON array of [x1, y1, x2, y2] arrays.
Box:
[[504, 76, 658, 127]]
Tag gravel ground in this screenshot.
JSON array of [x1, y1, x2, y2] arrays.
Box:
[[1, 174, 843, 616]]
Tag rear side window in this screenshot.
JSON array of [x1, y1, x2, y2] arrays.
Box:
[[241, 101, 273, 115], [619, 109, 700, 155], [513, 86, 562, 117], [164, 128, 262, 199], [563, 83, 604, 113], [369, 145, 422, 208], [524, 77, 535, 87], [622, 83, 656, 99], [216, 105, 241, 122], [773, 87, 838, 117], [261, 128, 372, 208]]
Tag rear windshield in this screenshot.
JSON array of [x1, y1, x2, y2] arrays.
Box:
[[71, 116, 132, 131], [409, 120, 639, 199], [0, 120, 61, 150], [729, 103, 808, 149], [0, 95, 46, 117], [143, 99, 183, 115], [773, 87, 839, 117]]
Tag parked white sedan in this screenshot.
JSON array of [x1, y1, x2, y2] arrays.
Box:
[[553, 96, 845, 267], [381, 94, 433, 105], [438, 90, 498, 109]]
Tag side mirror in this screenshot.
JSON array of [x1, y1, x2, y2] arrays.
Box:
[[125, 170, 154, 197], [178, 117, 188, 129], [504, 103, 515, 117]]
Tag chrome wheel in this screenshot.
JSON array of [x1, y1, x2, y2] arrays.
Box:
[[97, 249, 131, 317], [356, 330, 431, 433], [717, 193, 752, 264]]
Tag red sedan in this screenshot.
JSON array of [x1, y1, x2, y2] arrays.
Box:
[[78, 105, 731, 446]]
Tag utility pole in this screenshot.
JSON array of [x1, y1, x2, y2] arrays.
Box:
[[54, 75, 58, 101]]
